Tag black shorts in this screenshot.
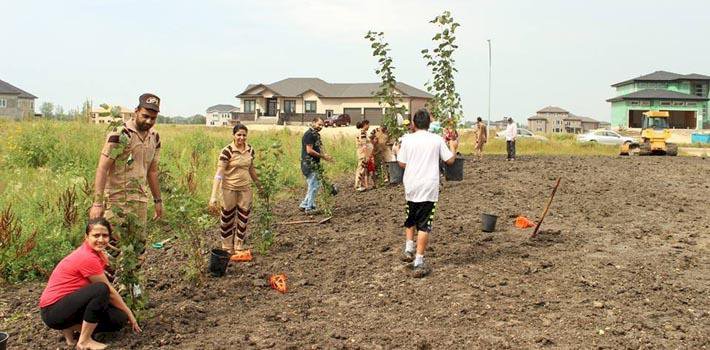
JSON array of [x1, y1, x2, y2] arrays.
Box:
[[404, 201, 437, 233]]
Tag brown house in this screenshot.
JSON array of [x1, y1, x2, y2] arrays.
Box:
[[235, 78, 432, 125], [0, 79, 37, 120]]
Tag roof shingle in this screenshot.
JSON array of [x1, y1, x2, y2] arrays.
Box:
[[0, 79, 37, 99], [607, 89, 709, 102], [237, 78, 432, 99]]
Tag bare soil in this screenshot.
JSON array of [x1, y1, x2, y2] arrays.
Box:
[[2, 155, 709, 349]]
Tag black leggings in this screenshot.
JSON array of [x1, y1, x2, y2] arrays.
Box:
[[40, 282, 127, 333]]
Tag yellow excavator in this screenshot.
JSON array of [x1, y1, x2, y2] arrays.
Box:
[[620, 111, 678, 156]]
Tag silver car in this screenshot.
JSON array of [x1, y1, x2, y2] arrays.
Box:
[[577, 130, 635, 145]]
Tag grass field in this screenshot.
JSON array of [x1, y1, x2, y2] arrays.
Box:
[[0, 120, 620, 283]]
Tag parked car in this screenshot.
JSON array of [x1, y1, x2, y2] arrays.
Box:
[[495, 128, 548, 141], [324, 114, 351, 127], [577, 130, 635, 145]]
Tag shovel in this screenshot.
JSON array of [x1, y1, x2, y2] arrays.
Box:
[[152, 237, 174, 249]]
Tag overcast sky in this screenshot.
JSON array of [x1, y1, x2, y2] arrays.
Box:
[[4, 0, 710, 122]]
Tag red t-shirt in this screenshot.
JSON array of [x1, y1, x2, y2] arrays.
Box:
[[39, 242, 107, 308]]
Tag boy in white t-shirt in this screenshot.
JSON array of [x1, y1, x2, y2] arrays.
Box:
[[396, 109, 456, 278]]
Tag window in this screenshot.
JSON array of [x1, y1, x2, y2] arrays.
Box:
[[244, 100, 255, 113], [686, 102, 696, 106], [672, 101, 685, 106], [284, 100, 296, 114], [639, 101, 651, 106], [305, 101, 317, 113], [0, 99, 6, 108], [629, 100, 640, 106], [660, 101, 671, 106]]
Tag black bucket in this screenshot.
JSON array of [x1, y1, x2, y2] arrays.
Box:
[[387, 161, 404, 184], [208, 249, 231, 277], [444, 157, 465, 181], [481, 213, 498, 232], [0, 332, 8, 350]]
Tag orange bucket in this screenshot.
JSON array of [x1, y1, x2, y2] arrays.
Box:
[[515, 216, 536, 229]]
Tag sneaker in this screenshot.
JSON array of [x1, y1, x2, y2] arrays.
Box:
[[400, 250, 415, 262], [412, 263, 432, 278], [304, 208, 320, 215]]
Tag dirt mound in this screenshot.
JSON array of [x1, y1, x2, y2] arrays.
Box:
[[2, 155, 709, 349]]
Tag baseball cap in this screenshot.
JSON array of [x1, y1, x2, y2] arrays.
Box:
[[138, 93, 160, 112]]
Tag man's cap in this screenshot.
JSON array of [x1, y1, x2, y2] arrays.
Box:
[[138, 93, 160, 112]]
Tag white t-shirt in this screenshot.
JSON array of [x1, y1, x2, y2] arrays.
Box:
[[396, 130, 454, 202], [505, 123, 517, 141]]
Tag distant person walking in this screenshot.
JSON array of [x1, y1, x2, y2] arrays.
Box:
[[355, 120, 373, 192], [474, 117, 487, 161], [396, 109, 455, 278], [299, 118, 332, 213], [209, 124, 261, 254], [505, 117, 517, 161]]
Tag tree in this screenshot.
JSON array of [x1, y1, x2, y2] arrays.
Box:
[[365, 31, 408, 140], [40, 102, 54, 119], [421, 11, 463, 126], [188, 114, 206, 125]]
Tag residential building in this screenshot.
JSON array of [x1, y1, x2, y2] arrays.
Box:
[[90, 106, 133, 124], [527, 106, 604, 134], [235, 78, 432, 125], [206, 104, 240, 126], [607, 71, 710, 129], [0, 79, 37, 120]]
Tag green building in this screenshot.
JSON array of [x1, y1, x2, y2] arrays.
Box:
[[607, 71, 709, 129]]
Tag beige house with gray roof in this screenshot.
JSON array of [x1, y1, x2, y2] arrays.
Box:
[[235, 78, 432, 125], [528, 106, 607, 134], [0, 79, 37, 120]]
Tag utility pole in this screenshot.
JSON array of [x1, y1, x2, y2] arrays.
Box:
[[487, 39, 492, 131]]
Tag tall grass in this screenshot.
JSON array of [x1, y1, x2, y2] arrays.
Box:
[[457, 130, 619, 156], [0, 120, 355, 283]]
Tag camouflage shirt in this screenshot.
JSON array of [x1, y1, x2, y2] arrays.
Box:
[[100, 119, 161, 203]]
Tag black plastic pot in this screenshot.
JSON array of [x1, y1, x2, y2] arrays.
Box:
[[208, 249, 231, 277], [0, 332, 8, 350], [444, 156, 465, 181], [481, 213, 498, 232], [387, 161, 404, 184]]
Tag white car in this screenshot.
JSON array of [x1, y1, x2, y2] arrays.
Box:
[[496, 128, 548, 141], [577, 130, 635, 145]]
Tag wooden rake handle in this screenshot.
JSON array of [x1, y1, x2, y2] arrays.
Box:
[[531, 177, 562, 238]]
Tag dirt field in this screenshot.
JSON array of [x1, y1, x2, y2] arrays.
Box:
[[2, 155, 709, 349]]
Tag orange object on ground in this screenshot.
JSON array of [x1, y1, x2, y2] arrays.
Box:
[[230, 250, 253, 262], [515, 216, 536, 229], [269, 274, 288, 293]]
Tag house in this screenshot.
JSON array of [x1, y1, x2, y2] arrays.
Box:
[[90, 105, 133, 124], [0, 79, 37, 120], [607, 71, 710, 129], [235, 78, 432, 125], [206, 104, 240, 126], [527, 106, 604, 134]]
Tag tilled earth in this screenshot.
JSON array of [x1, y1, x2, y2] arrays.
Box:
[[2, 155, 709, 349]]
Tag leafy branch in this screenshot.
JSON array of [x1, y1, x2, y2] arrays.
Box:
[[421, 11, 463, 126], [365, 31, 408, 140]]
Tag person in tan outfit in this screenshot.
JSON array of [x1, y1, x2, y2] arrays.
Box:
[[355, 120, 373, 192], [90, 93, 163, 258], [209, 124, 261, 254], [474, 117, 488, 161]]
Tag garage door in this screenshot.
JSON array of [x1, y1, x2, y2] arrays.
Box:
[[343, 108, 362, 122], [364, 108, 384, 126]]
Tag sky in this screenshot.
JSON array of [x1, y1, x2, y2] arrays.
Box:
[[4, 0, 710, 122]]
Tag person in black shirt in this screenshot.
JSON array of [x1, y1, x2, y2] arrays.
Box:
[[299, 118, 332, 213]]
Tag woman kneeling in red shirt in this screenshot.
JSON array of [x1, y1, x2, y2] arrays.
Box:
[[39, 217, 141, 350]]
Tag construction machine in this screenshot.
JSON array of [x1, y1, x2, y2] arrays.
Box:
[[620, 111, 678, 156]]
